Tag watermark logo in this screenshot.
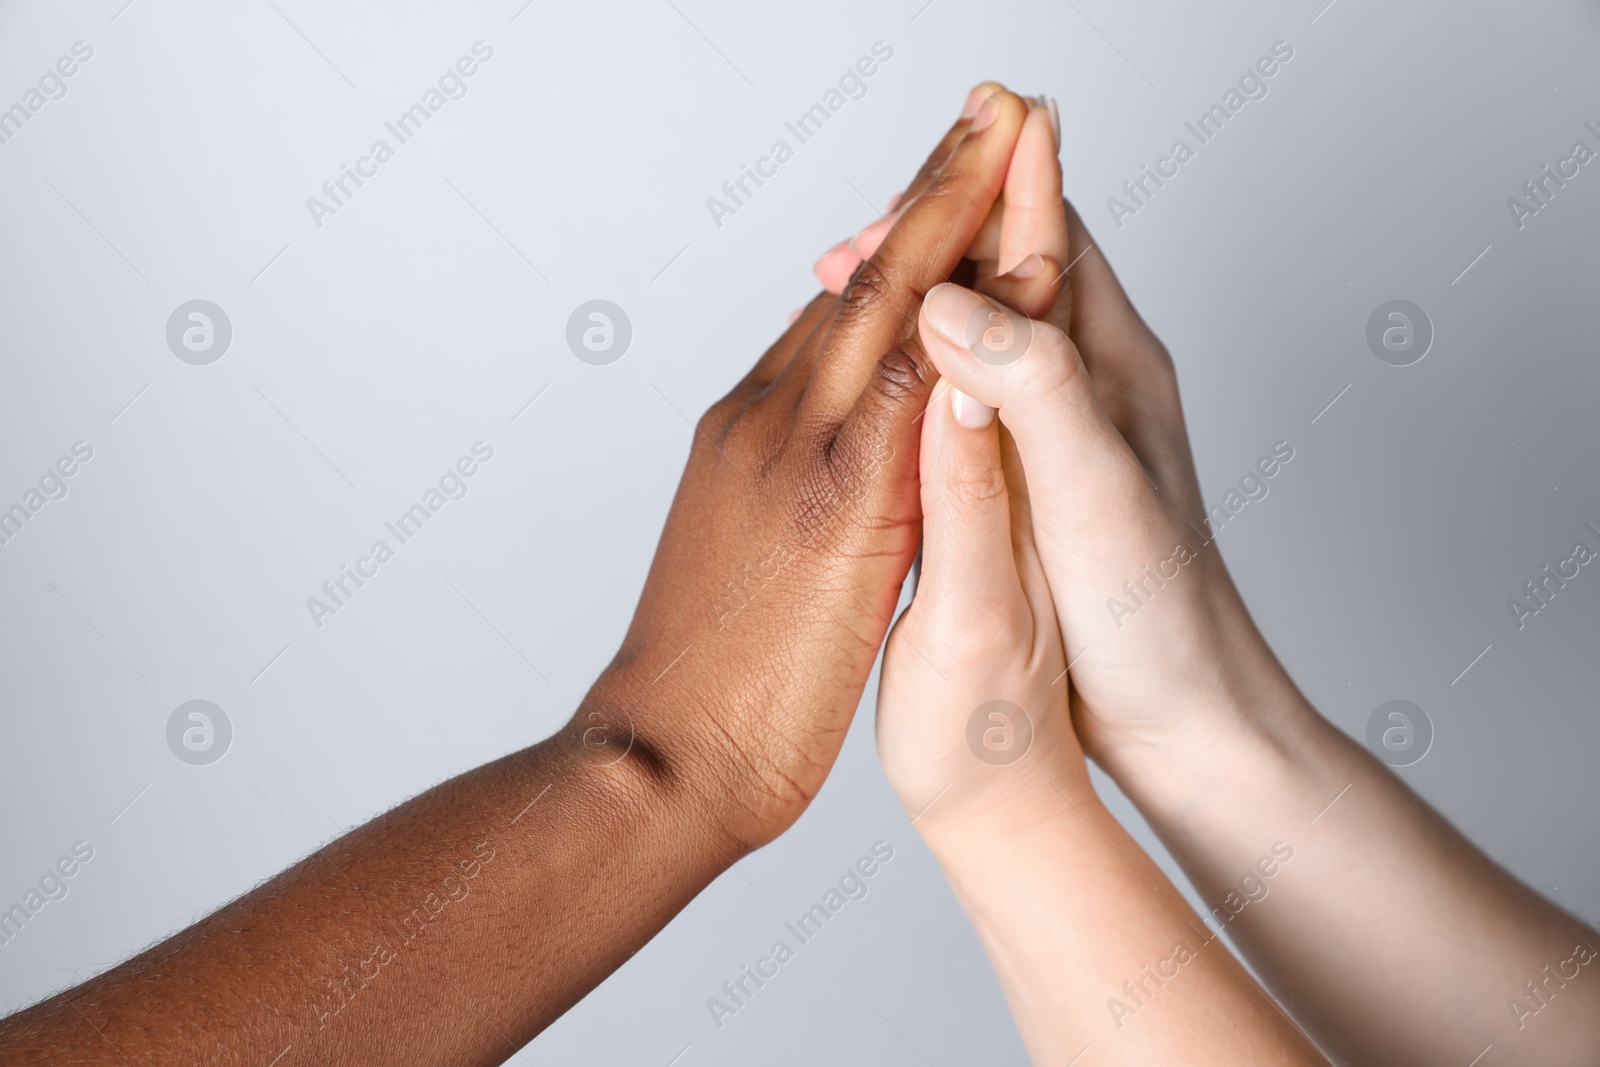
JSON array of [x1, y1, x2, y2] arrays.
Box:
[[1508, 942, 1596, 1031], [1365, 300, 1431, 367], [166, 300, 233, 365], [706, 841, 895, 1029], [306, 441, 494, 629], [0, 841, 94, 949], [306, 42, 495, 230], [566, 300, 632, 365], [966, 300, 1032, 365], [1107, 40, 1295, 228], [1507, 121, 1600, 231], [0, 40, 94, 148], [312, 841, 496, 1032], [578, 704, 635, 767], [705, 42, 894, 229], [166, 700, 232, 766], [0, 440, 94, 548], [966, 700, 1033, 766], [1365, 699, 1432, 767], [1202, 440, 1295, 535], [1507, 520, 1599, 630]]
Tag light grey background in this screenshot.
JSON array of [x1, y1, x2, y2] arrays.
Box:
[[2, 0, 1598, 1063]]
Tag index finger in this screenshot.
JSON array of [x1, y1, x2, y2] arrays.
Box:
[[814, 82, 1004, 296], [802, 90, 1032, 420]]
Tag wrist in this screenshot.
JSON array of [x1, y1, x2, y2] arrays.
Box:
[[578, 661, 800, 856], [1089, 666, 1343, 826], [910, 760, 1104, 858]]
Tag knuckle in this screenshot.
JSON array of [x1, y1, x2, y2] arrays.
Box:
[[781, 419, 903, 551], [836, 256, 900, 322], [865, 343, 931, 408], [914, 592, 1031, 663], [1018, 324, 1086, 400], [907, 152, 949, 198], [968, 600, 1032, 651], [937, 460, 1008, 512], [695, 390, 741, 440], [916, 166, 979, 219], [1147, 342, 1180, 396]]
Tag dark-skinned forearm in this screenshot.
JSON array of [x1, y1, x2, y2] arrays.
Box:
[[0, 683, 747, 1067]]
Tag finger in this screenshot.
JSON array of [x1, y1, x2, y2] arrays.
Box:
[[976, 254, 1060, 321], [966, 198, 1005, 277], [814, 206, 907, 298], [806, 90, 1032, 421], [913, 379, 1026, 616], [848, 208, 903, 263], [997, 102, 1067, 276], [943, 253, 1064, 427], [1060, 198, 1163, 365], [960, 97, 1062, 265], [812, 83, 1003, 296], [917, 282, 1144, 505], [969, 98, 1065, 286], [814, 241, 861, 296], [745, 290, 835, 387], [901, 82, 1005, 203], [997, 425, 1057, 633]]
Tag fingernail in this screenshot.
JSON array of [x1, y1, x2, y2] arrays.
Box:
[[1010, 253, 1044, 279], [925, 283, 1030, 369], [969, 95, 1000, 132], [961, 83, 999, 118], [951, 388, 996, 430], [922, 282, 972, 346], [788, 307, 803, 325], [1046, 95, 1061, 150]]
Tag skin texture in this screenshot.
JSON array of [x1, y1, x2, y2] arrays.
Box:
[[0, 87, 1035, 1067], [906, 172, 1600, 1064], [875, 104, 1330, 1066]]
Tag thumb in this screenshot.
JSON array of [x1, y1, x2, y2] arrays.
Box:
[[917, 283, 1141, 501], [914, 378, 1027, 619]]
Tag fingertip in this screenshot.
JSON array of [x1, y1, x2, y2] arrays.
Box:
[[976, 253, 1062, 321], [951, 388, 996, 429], [920, 281, 985, 349], [969, 95, 1001, 132], [1010, 253, 1046, 279], [997, 106, 1069, 275], [918, 283, 990, 395], [916, 374, 1021, 607], [814, 243, 861, 295], [961, 81, 1006, 118]]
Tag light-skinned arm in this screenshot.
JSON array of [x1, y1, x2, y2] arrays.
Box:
[[875, 102, 1329, 1066], [913, 183, 1600, 1065]]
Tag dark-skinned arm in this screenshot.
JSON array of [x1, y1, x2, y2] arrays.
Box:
[[0, 86, 1034, 1067]]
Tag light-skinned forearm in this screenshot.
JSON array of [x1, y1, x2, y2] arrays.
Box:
[[1100, 667, 1600, 1067], [919, 785, 1329, 1066]]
